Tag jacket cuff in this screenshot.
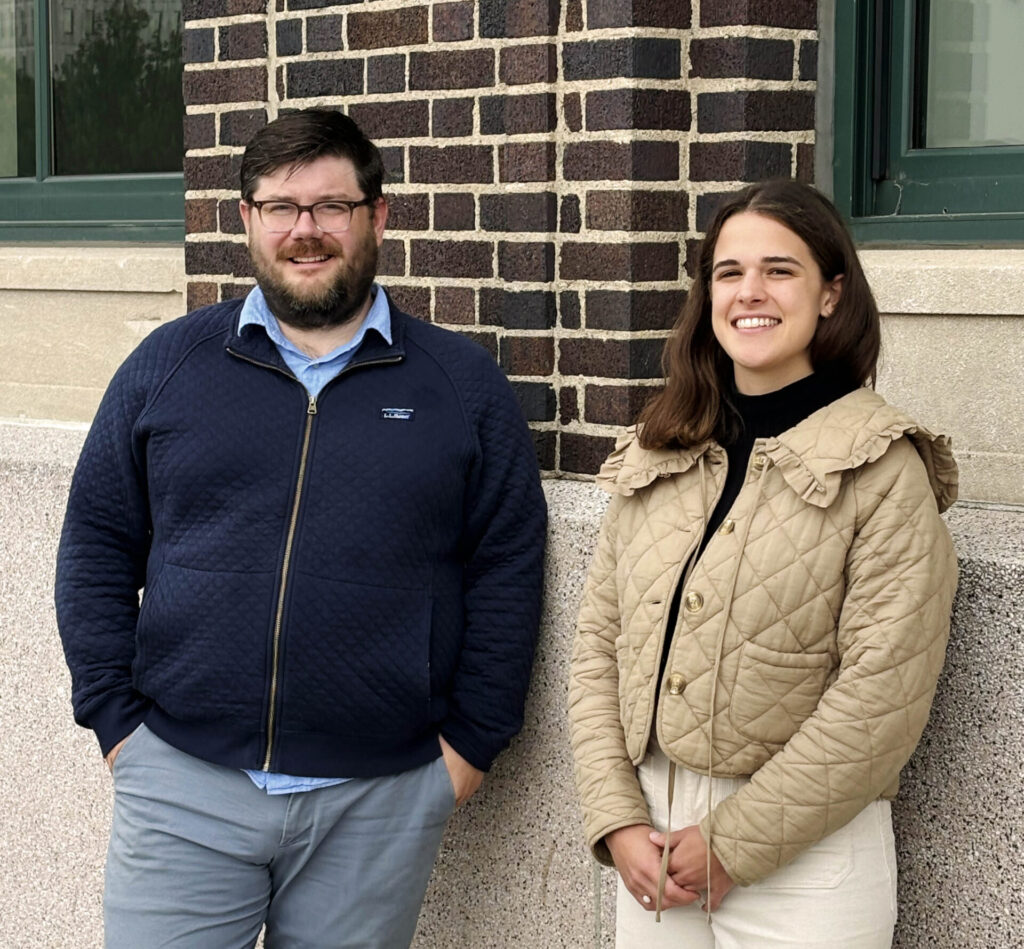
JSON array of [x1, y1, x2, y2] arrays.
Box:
[[85, 690, 151, 756], [438, 721, 498, 773]]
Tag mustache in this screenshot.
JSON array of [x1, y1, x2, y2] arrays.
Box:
[[277, 239, 337, 260]]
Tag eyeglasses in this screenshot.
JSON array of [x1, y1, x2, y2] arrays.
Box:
[[249, 198, 375, 233]]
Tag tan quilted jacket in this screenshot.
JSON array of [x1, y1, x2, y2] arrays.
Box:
[[569, 388, 958, 887]]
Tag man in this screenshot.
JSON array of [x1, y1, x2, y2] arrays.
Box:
[[55, 108, 547, 948]]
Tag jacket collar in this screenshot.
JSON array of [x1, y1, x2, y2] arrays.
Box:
[[597, 388, 957, 513]]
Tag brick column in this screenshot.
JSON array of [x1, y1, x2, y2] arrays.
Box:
[[181, 0, 818, 476]]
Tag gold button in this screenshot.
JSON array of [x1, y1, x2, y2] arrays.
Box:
[[719, 518, 735, 534], [667, 673, 685, 695], [752, 453, 768, 470], [684, 591, 703, 612]]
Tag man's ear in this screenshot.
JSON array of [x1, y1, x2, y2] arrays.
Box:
[[371, 197, 388, 246], [239, 200, 252, 236]]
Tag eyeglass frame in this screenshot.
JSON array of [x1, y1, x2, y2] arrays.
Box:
[[248, 197, 376, 233]]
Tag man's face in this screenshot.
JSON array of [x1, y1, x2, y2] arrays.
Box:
[[239, 154, 387, 330]]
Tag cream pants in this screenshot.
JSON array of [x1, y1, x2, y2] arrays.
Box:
[[616, 747, 898, 949]]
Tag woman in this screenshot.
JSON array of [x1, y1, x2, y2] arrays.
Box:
[[568, 179, 958, 948]]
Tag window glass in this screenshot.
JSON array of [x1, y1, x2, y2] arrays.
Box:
[[50, 0, 183, 174], [923, 0, 1024, 148], [0, 0, 35, 177]]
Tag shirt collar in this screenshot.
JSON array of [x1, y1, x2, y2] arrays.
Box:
[[238, 283, 392, 364]]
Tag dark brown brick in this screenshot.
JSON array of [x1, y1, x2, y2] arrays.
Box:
[[586, 89, 690, 131], [368, 55, 405, 93], [563, 38, 680, 80], [561, 433, 617, 476], [689, 141, 792, 181], [348, 101, 430, 140], [697, 91, 815, 132], [386, 284, 430, 316], [510, 381, 556, 421], [410, 49, 494, 90], [559, 386, 578, 425], [561, 241, 678, 282], [220, 108, 267, 147], [218, 199, 244, 234], [563, 141, 678, 181], [480, 192, 557, 233], [285, 0, 359, 9], [558, 337, 663, 378], [796, 143, 814, 182], [499, 242, 554, 282], [183, 0, 263, 18], [689, 37, 793, 80], [499, 142, 555, 182], [585, 383, 656, 425], [434, 286, 476, 324], [560, 195, 581, 234], [348, 7, 429, 49], [433, 1, 474, 42], [432, 98, 474, 138], [685, 238, 701, 278], [586, 190, 687, 232], [433, 193, 476, 230], [499, 336, 554, 375], [276, 65, 284, 99], [184, 112, 215, 150], [799, 40, 818, 81], [185, 198, 218, 234], [560, 291, 581, 328], [287, 60, 363, 98], [566, 0, 583, 30], [184, 28, 214, 63], [184, 154, 238, 191], [377, 239, 406, 276], [533, 429, 556, 470], [587, 0, 690, 27], [410, 146, 492, 183], [385, 193, 429, 230], [276, 18, 302, 56], [307, 15, 344, 53], [480, 0, 559, 37], [586, 289, 684, 331], [564, 92, 582, 132], [184, 66, 266, 105], [220, 281, 253, 301], [410, 240, 493, 278], [696, 192, 734, 232], [185, 239, 253, 277], [218, 22, 266, 60], [701, 0, 816, 29], [481, 93, 556, 135], [499, 43, 557, 84], [479, 289, 556, 329], [187, 281, 218, 310]]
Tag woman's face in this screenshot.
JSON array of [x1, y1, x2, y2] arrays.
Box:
[[710, 212, 843, 395]]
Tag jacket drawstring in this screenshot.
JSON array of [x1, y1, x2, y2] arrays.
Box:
[[702, 454, 769, 920]]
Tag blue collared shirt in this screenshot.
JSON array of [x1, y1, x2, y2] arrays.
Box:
[[238, 284, 392, 794]]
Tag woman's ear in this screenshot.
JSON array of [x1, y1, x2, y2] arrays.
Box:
[[821, 274, 844, 317]]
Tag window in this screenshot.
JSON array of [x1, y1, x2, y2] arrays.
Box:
[[0, 0, 184, 240], [833, 0, 1024, 243]]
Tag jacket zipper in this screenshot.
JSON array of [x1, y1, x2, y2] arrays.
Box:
[[226, 346, 401, 771]]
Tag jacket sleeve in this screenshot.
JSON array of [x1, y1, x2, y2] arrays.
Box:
[[701, 440, 958, 886], [54, 353, 153, 755], [569, 495, 652, 865], [438, 363, 547, 772]]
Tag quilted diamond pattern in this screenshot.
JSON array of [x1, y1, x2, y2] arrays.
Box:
[[569, 389, 958, 884]]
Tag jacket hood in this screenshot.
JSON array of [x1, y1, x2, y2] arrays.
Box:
[[596, 388, 957, 513]]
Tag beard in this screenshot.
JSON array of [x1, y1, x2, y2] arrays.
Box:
[[249, 229, 379, 331]]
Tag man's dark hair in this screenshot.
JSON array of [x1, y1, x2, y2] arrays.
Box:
[[240, 108, 385, 203]]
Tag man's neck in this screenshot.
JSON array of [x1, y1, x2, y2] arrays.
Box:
[[274, 295, 372, 359]]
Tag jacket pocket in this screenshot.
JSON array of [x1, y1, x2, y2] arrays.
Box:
[[729, 640, 833, 745]]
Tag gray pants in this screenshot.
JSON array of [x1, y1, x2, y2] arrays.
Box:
[[105, 723, 455, 949]]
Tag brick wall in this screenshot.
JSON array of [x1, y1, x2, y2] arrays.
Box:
[[182, 0, 817, 475]]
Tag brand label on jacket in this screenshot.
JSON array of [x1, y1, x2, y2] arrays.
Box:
[[381, 407, 415, 420]]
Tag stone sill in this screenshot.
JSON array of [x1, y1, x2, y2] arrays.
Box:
[[0, 244, 185, 294]]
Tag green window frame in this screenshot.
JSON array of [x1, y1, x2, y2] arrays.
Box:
[[0, 0, 183, 242], [833, 0, 1024, 244]]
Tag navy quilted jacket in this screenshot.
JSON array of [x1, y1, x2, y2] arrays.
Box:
[[55, 296, 547, 777]]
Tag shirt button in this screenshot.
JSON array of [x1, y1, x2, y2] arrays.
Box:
[[752, 453, 768, 471], [719, 518, 735, 534], [684, 591, 704, 612], [667, 673, 685, 695]]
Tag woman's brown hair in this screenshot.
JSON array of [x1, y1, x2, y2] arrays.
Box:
[[637, 178, 881, 450]]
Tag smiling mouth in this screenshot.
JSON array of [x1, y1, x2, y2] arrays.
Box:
[[733, 316, 781, 328], [289, 254, 332, 264]]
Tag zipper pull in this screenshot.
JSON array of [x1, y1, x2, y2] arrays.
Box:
[[307, 395, 318, 415]]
